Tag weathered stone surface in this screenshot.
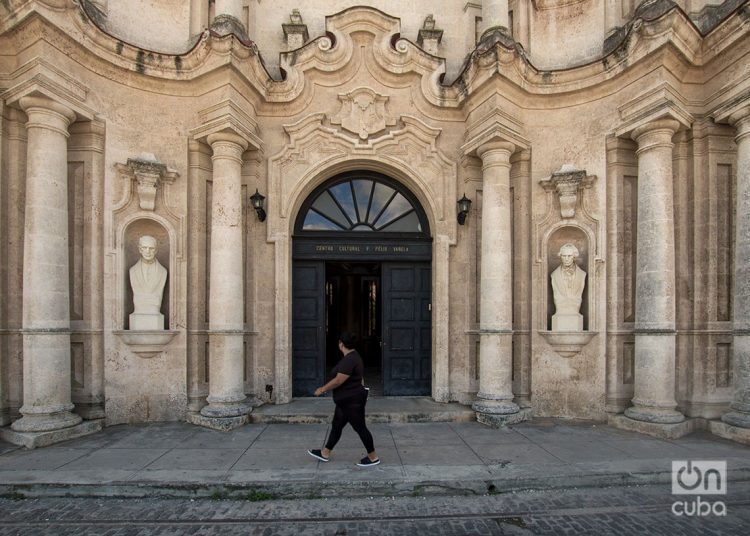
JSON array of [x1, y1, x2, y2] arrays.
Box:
[[186, 412, 250, 432], [0, 419, 102, 449], [0, 1, 747, 434], [476, 408, 533, 428], [608, 414, 700, 440]]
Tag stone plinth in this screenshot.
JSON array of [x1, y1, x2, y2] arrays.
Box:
[[187, 412, 249, 432], [710, 420, 750, 446], [552, 313, 583, 331], [0, 419, 102, 449], [477, 408, 533, 428], [609, 414, 699, 440], [129, 313, 164, 331]]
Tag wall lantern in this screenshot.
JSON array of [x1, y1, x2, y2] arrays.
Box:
[[457, 193, 472, 225], [250, 188, 267, 222]]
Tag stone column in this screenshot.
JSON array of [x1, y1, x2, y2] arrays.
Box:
[[624, 119, 684, 424], [12, 96, 81, 433], [722, 108, 750, 429], [472, 141, 521, 423], [199, 132, 251, 425], [481, 0, 510, 36]]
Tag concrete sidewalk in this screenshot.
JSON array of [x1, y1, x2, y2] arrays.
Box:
[[1, 415, 750, 500]]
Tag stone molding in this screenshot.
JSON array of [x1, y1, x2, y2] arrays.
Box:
[[1, 60, 95, 121], [1, 2, 746, 112], [462, 121, 529, 158], [614, 84, 693, 139], [270, 113, 455, 229], [711, 91, 750, 126], [114, 154, 179, 211], [190, 99, 262, 150]]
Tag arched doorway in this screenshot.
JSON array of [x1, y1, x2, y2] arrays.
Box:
[[292, 171, 432, 397]]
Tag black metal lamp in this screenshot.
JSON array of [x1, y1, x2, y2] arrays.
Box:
[[250, 188, 267, 222], [457, 193, 471, 225]]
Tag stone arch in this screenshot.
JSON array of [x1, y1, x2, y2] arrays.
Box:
[[268, 116, 456, 403]]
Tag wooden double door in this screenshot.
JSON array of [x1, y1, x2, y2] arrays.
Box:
[[292, 261, 431, 397]]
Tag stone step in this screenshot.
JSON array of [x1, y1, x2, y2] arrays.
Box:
[[249, 397, 476, 424]]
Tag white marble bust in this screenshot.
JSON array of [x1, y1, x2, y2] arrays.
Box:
[[129, 235, 167, 330], [550, 243, 586, 331]]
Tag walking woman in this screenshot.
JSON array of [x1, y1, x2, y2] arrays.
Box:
[[307, 332, 380, 467]]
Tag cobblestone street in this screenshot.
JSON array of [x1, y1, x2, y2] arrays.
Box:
[[2, 481, 749, 535]]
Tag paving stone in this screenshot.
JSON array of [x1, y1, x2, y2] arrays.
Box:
[[143, 448, 245, 471], [60, 448, 169, 471]]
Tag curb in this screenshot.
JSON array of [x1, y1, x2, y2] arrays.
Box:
[[3, 467, 750, 500]]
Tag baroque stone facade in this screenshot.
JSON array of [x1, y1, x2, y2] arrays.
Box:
[[0, 0, 749, 446]]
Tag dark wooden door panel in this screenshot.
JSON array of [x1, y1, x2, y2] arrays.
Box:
[[292, 261, 325, 396], [383, 262, 431, 395]]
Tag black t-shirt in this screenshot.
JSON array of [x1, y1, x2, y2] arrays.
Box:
[[331, 350, 364, 402]]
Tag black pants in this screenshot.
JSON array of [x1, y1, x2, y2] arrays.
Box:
[[324, 390, 374, 454]]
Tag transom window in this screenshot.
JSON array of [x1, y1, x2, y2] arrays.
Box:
[[298, 173, 427, 234]]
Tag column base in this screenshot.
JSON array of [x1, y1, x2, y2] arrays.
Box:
[[200, 399, 253, 419], [472, 399, 520, 415], [710, 420, 750, 446], [11, 410, 82, 433], [0, 419, 102, 449], [721, 410, 750, 429], [187, 412, 249, 432], [608, 414, 699, 440], [477, 408, 533, 428], [624, 405, 684, 424]]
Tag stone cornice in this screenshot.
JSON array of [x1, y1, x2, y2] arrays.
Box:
[[0, 2, 748, 113], [1, 59, 95, 120], [190, 99, 263, 151], [614, 83, 693, 138], [711, 90, 750, 125]]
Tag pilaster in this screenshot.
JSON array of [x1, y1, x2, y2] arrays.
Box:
[[718, 106, 750, 436]]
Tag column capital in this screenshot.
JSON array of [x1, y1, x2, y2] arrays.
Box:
[[631, 118, 680, 153], [207, 131, 250, 151], [729, 106, 750, 142], [19, 95, 76, 134], [476, 140, 515, 168]]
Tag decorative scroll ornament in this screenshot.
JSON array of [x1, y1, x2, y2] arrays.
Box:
[[331, 87, 396, 141], [115, 153, 179, 211], [539, 164, 596, 219]]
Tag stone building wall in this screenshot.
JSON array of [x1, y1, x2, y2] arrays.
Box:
[[0, 0, 749, 446]]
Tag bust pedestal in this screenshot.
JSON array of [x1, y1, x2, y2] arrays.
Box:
[[130, 313, 164, 331], [552, 312, 583, 331]]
